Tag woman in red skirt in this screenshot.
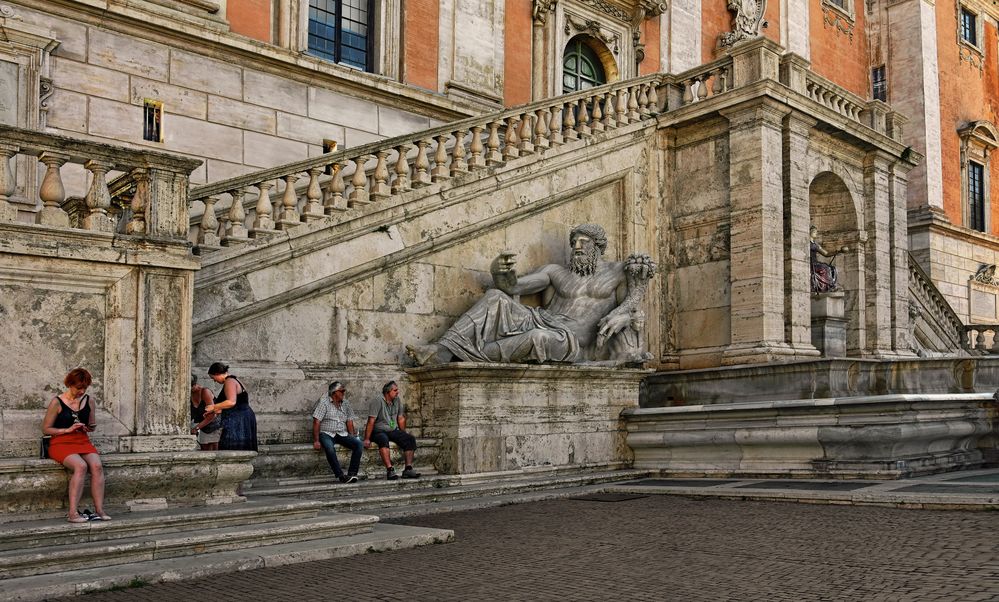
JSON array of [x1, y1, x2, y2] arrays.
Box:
[[41, 368, 110, 523]]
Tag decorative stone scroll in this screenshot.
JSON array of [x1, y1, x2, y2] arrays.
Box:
[[719, 0, 767, 48]]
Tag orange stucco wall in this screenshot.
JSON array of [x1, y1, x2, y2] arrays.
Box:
[[701, 0, 781, 63], [403, 0, 440, 92], [504, 0, 533, 106], [639, 17, 661, 76], [935, 5, 999, 230], [808, 3, 868, 98], [228, 0, 271, 43]]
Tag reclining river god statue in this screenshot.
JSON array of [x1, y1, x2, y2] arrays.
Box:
[[406, 223, 657, 365]]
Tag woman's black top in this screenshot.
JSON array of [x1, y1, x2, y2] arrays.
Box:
[[52, 395, 91, 429]]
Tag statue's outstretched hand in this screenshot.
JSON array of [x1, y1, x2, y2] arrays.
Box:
[[596, 311, 632, 348], [490, 251, 519, 293]]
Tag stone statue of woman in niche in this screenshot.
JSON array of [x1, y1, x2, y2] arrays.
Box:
[[810, 225, 847, 293]]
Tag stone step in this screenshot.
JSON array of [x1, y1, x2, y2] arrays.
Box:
[[0, 498, 331, 552], [0, 522, 453, 602], [250, 466, 652, 513], [0, 511, 378, 580]]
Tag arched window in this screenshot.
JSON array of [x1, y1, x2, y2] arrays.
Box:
[[562, 36, 606, 94]]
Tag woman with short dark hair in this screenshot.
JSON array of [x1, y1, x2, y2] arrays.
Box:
[[41, 368, 110, 523], [205, 362, 258, 451], [191, 373, 222, 450]]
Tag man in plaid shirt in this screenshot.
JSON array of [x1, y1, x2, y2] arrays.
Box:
[[312, 381, 364, 483]]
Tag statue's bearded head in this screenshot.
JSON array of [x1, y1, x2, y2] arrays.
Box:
[[569, 223, 607, 276]]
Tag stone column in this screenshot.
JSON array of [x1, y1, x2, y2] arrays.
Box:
[[863, 151, 895, 356], [884, 0, 943, 213], [780, 0, 810, 60], [889, 160, 916, 355], [783, 111, 820, 355], [721, 99, 796, 365]]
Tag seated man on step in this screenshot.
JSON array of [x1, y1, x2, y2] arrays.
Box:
[[363, 381, 420, 480], [312, 381, 364, 484], [407, 223, 657, 365]]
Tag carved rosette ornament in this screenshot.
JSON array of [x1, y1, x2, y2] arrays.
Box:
[[719, 0, 767, 48]]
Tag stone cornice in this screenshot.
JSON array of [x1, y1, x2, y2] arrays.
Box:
[[533, 0, 666, 25], [11, 0, 489, 121], [406, 362, 652, 382]]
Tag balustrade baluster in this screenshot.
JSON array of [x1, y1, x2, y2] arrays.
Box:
[[617, 88, 629, 124], [638, 84, 651, 116], [576, 99, 591, 137], [37, 152, 70, 228], [300, 167, 325, 222], [325, 163, 347, 212], [431, 135, 450, 182], [648, 82, 660, 114], [468, 126, 486, 170], [517, 114, 534, 154], [83, 160, 114, 232], [198, 196, 221, 248], [413, 140, 433, 186], [590, 96, 604, 133], [349, 155, 371, 206], [563, 103, 578, 141], [126, 168, 148, 235], [682, 80, 694, 105], [392, 144, 413, 193], [602, 92, 616, 128], [533, 109, 550, 150], [503, 117, 520, 159], [223, 187, 249, 244], [0, 144, 17, 222], [252, 180, 276, 234], [627, 85, 641, 120], [371, 151, 391, 201], [276, 173, 300, 228], [485, 122, 503, 165], [451, 130, 469, 175], [548, 106, 564, 146]]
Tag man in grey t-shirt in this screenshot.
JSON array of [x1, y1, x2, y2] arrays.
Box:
[[363, 380, 420, 480]]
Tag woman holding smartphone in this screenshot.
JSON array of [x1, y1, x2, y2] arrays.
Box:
[[41, 367, 110, 523]]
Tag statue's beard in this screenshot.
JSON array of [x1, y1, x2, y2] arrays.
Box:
[[569, 249, 599, 276]]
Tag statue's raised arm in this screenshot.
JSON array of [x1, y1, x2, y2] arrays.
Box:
[[406, 223, 656, 366]]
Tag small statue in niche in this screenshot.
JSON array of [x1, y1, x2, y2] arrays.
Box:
[[810, 224, 847, 293], [406, 223, 657, 366]]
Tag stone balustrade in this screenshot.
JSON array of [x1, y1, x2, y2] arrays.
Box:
[[665, 56, 734, 109], [965, 326, 999, 354], [908, 254, 970, 354], [803, 71, 865, 123], [187, 75, 665, 250], [0, 125, 200, 240]]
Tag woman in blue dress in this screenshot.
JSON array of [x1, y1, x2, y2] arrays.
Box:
[[205, 362, 258, 451]]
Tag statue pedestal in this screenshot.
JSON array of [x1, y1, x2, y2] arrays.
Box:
[[811, 291, 847, 357], [406, 363, 650, 474]]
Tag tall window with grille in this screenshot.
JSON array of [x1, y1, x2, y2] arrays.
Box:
[[308, 0, 373, 71], [969, 161, 986, 232], [960, 7, 978, 46], [871, 66, 886, 102]]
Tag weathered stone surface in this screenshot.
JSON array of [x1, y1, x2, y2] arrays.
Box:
[[132, 77, 208, 120], [625, 393, 995, 478], [0, 451, 254, 513], [170, 50, 243, 99], [309, 87, 378, 133], [89, 28, 170, 81], [52, 59, 130, 103], [408, 364, 647, 474], [243, 131, 309, 168]]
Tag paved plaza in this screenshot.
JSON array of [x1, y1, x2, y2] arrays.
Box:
[[68, 494, 998, 602]]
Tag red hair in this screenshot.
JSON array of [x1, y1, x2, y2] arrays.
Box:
[[64, 368, 92, 389]]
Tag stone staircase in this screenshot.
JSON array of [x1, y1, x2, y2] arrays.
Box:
[[0, 498, 451, 601]]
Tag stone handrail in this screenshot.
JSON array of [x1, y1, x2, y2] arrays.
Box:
[[803, 70, 865, 124], [908, 253, 969, 352], [965, 325, 999, 354], [0, 125, 201, 241], [663, 55, 735, 109], [186, 73, 666, 250]]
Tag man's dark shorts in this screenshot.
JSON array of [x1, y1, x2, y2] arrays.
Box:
[[371, 429, 417, 451]]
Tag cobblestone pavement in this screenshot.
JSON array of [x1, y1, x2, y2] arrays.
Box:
[[75, 496, 999, 602]]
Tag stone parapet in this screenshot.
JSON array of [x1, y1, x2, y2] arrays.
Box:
[[407, 363, 648, 474], [0, 451, 255, 513], [624, 394, 996, 478], [642, 357, 999, 407]]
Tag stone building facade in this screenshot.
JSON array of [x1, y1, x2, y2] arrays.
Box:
[[0, 0, 994, 484]]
